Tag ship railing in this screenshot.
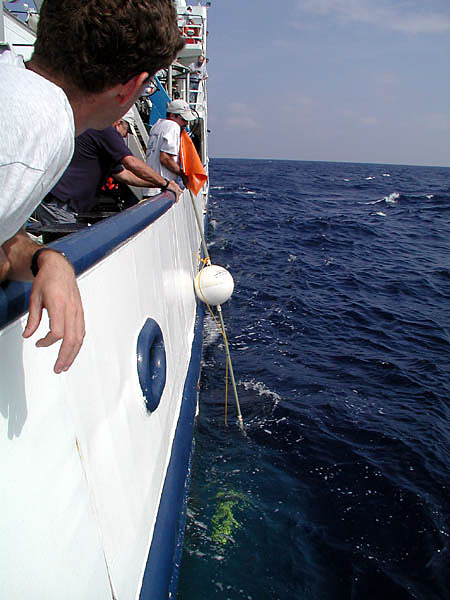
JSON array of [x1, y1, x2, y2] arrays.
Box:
[[0, 192, 178, 331], [126, 104, 149, 158], [189, 78, 207, 113], [2, 4, 39, 32], [177, 14, 204, 47], [155, 63, 207, 116], [162, 62, 191, 103], [1, 4, 37, 57], [123, 104, 151, 200]]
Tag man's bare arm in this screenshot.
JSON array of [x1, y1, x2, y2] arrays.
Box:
[[114, 168, 151, 187], [2, 229, 40, 281], [1, 230, 85, 374], [159, 151, 182, 176], [114, 168, 182, 200], [122, 155, 167, 186], [160, 152, 189, 187], [120, 156, 183, 199], [0, 247, 10, 282]]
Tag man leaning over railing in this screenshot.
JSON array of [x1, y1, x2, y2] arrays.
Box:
[[0, 0, 184, 374]]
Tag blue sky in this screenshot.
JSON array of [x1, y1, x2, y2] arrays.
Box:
[[206, 0, 450, 166], [5, 0, 448, 166]]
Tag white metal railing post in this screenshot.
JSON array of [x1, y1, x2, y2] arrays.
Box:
[[0, 3, 4, 43], [168, 65, 173, 99]]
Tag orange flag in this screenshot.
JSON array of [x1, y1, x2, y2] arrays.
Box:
[[180, 129, 208, 196]]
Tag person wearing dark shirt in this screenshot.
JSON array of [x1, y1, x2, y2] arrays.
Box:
[[35, 115, 182, 224]]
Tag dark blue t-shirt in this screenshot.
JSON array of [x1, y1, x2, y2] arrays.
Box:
[[50, 126, 132, 212]]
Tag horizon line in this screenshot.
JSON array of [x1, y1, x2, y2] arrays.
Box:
[[209, 156, 450, 169]]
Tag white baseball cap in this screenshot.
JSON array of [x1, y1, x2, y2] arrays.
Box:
[[166, 99, 196, 121]]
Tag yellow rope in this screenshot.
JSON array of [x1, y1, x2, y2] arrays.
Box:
[[190, 187, 243, 430], [198, 261, 231, 425], [225, 358, 229, 426]]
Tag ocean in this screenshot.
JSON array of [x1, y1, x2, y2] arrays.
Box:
[[177, 158, 450, 600]]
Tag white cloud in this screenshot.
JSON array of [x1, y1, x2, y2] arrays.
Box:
[[224, 104, 258, 130], [229, 102, 249, 113], [295, 0, 450, 34], [285, 91, 313, 108], [226, 115, 258, 130], [359, 115, 377, 126], [342, 108, 377, 126], [374, 72, 401, 87]]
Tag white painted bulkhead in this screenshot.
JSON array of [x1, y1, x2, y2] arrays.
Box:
[[0, 189, 203, 599], [2, 10, 36, 59]]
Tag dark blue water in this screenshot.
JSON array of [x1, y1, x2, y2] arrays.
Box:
[[177, 159, 450, 600]]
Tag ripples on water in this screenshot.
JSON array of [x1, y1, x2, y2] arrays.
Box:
[[177, 159, 450, 599]]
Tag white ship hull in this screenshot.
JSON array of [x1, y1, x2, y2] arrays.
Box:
[[0, 190, 207, 599], [1, 1, 210, 597]]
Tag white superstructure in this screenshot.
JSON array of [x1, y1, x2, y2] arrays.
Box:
[[1, 3, 37, 58]]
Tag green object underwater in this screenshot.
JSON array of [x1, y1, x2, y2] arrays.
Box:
[[211, 488, 249, 546]]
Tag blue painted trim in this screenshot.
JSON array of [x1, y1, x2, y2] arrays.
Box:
[[139, 301, 205, 600], [137, 318, 167, 412], [168, 439, 195, 597], [139, 200, 210, 599], [0, 192, 175, 329]]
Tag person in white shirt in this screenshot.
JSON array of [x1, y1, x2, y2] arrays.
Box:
[[143, 100, 196, 198], [188, 55, 208, 105], [0, 0, 184, 374]]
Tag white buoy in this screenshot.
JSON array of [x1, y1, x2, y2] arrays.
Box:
[[194, 265, 234, 306]]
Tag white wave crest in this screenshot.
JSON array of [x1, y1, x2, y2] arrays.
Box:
[[203, 313, 222, 347], [362, 192, 400, 206], [239, 378, 281, 405], [384, 192, 400, 204], [362, 198, 384, 205]]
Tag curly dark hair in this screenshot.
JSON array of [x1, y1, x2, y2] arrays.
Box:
[[33, 0, 185, 93]]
